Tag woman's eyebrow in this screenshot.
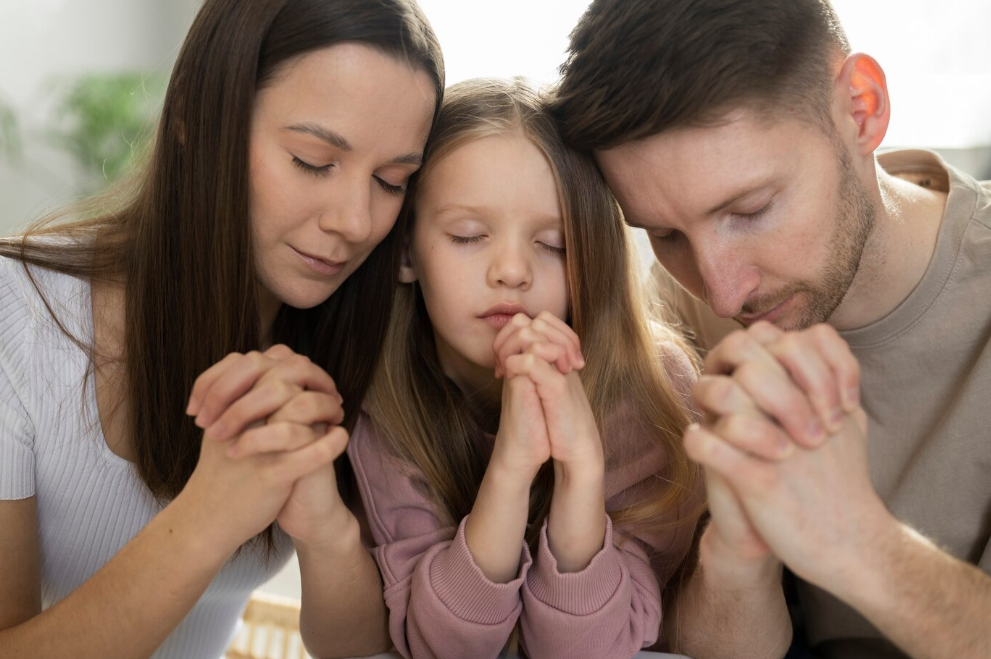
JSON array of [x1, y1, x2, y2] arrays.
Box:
[[284, 122, 422, 166], [285, 123, 350, 150]]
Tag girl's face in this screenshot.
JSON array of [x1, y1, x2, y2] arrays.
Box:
[[404, 132, 570, 390], [249, 43, 436, 321]]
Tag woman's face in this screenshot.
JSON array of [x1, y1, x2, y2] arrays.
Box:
[[249, 43, 436, 319]]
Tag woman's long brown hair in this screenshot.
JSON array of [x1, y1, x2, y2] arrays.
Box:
[[0, 0, 444, 551], [368, 78, 703, 555]]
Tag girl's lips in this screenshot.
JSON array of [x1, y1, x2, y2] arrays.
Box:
[[477, 304, 531, 330], [480, 313, 515, 329], [291, 246, 346, 276]]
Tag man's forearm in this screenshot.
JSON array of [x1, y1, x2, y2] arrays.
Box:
[[664, 531, 791, 659], [828, 516, 991, 659]]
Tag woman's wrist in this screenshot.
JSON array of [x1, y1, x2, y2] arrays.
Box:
[[165, 490, 244, 565]]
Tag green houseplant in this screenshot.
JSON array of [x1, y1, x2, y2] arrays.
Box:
[[46, 72, 167, 190]]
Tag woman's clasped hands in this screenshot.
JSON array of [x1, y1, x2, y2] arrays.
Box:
[[180, 345, 353, 553]]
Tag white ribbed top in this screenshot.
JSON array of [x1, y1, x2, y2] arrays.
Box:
[[0, 255, 292, 658]]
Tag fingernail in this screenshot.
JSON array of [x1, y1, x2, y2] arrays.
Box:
[[185, 399, 198, 415], [194, 414, 206, 428], [830, 407, 843, 428], [808, 418, 825, 442], [778, 436, 794, 457], [845, 387, 859, 408]]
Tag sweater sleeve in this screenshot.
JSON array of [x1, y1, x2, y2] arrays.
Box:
[[348, 414, 530, 659], [519, 341, 705, 659]]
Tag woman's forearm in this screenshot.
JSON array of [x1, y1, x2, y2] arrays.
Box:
[[297, 514, 391, 658], [0, 492, 235, 659]]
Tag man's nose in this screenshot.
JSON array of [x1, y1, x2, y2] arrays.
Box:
[[694, 241, 759, 319]]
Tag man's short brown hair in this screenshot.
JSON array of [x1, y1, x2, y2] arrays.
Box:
[[550, 0, 851, 150]]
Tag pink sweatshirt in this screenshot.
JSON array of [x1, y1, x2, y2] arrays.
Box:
[[348, 344, 702, 659]]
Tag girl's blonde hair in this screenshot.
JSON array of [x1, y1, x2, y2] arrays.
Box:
[[367, 77, 702, 550]]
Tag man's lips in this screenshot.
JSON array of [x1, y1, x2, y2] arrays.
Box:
[[291, 246, 347, 276], [478, 303, 531, 329], [737, 295, 791, 325]]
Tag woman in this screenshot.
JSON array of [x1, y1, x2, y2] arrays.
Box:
[[0, 1, 442, 657]]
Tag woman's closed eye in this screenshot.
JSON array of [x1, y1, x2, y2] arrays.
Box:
[[537, 241, 566, 256], [292, 155, 332, 177], [375, 176, 407, 197]]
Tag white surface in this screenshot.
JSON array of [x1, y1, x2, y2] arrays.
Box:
[[351, 654, 690, 659]]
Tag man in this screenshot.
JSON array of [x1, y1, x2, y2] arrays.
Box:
[[551, 1, 991, 658]]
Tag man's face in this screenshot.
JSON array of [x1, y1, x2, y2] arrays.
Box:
[[596, 109, 875, 330]]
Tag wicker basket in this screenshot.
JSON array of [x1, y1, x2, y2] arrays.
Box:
[[226, 592, 310, 659]]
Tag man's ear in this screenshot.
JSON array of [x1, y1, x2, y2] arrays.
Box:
[[399, 243, 417, 284], [832, 53, 890, 156]]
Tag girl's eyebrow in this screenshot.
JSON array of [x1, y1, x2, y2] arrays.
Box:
[[433, 203, 491, 218], [284, 122, 422, 166]]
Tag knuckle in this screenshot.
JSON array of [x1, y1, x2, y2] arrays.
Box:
[[723, 330, 751, 353], [777, 332, 802, 355], [810, 323, 837, 342], [732, 360, 763, 385], [269, 379, 294, 400]]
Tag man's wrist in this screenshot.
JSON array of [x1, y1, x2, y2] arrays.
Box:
[[818, 507, 905, 606]]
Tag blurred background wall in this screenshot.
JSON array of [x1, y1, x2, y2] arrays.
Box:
[[2, 0, 989, 237]]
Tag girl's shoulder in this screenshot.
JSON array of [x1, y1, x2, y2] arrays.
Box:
[[648, 322, 700, 400]]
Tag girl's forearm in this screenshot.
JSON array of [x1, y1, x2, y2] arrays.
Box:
[[0, 492, 236, 659], [464, 463, 532, 583], [297, 514, 391, 658], [547, 462, 607, 572]]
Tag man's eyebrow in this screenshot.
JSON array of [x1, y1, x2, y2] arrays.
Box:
[[284, 123, 423, 167]]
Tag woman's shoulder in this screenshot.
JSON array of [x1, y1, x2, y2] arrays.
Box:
[[1, 254, 89, 337]]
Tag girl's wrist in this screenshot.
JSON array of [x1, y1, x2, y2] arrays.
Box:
[[552, 451, 604, 487]]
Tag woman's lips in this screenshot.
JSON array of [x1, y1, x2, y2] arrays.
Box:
[[292, 246, 346, 276]]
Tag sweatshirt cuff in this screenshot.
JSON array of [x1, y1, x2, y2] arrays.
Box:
[[526, 515, 623, 615], [428, 515, 531, 625]]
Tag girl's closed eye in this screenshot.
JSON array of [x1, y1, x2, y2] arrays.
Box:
[[450, 234, 485, 245], [536, 230, 566, 256]]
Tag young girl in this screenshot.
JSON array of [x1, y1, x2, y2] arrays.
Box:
[[0, 1, 442, 657], [347, 78, 705, 659]]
